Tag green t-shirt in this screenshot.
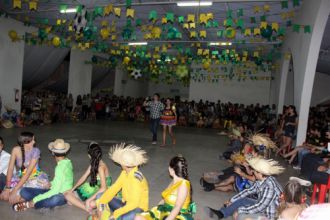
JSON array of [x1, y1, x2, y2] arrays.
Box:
[[33, 158, 73, 203]]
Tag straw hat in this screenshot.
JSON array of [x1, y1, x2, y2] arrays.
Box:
[[249, 133, 277, 149], [109, 143, 148, 167], [48, 139, 70, 154], [232, 128, 241, 137], [247, 157, 284, 176], [1, 120, 14, 129], [4, 105, 13, 112]]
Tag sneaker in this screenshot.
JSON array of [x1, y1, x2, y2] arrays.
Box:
[[289, 176, 312, 186], [204, 206, 224, 219], [293, 165, 301, 170]]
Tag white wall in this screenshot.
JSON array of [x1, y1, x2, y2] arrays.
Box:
[[189, 64, 271, 104], [0, 17, 36, 113], [311, 72, 330, 106], [68, 49, 93, 100], [148, 81, 189, 99]]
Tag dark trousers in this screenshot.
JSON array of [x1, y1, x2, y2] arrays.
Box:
[[20, 187, 67, 209], [0, 173, 6, 192], [150, 118, 160, 141], [108, 197, 143, 220], [220, 197, 257, 217]]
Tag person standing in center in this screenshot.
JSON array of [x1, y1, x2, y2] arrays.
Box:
[[144, 93, 165, 145]]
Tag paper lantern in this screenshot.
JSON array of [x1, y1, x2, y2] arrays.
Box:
[[52, 36, 61, 47]]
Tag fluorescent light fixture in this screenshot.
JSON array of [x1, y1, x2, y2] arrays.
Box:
[[210, 42, 232, 46], [60, 8, 77, 13], [177, 1, 213, 7], [220, 42, 232, 46], [209, 42, 220, 46], [128, 42, 148, 46]]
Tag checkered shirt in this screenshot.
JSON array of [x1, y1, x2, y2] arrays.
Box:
[[146, 101, 165, 119]]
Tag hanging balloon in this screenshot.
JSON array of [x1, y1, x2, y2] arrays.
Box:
[[73, 5, 88, 34], [52, 36, 61, 47], [123, 56, 130, 65], [225, 27, 236, 39], [100, 28, 110, 40], [203, 61, 211, 70], [261, 25, 273, 40], [8, 30, 19, 42]]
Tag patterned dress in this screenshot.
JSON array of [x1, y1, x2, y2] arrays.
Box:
[[140, 179, 195, 220], [160, 106, 176, 126], [10, 147, 49, 189]]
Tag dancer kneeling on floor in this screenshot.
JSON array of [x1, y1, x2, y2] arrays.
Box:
[[205, 157, 284, 220], [64, 142, 112, 212], [13, 139, 73, 211], [135, 155, 196, 220], [97, 144, 149, 220]]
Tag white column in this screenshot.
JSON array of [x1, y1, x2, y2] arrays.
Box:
[[279, 0, 330, 145], [276, 56, 290, 114], [68, 49, 93, 102], [0, 18, 29, 113]]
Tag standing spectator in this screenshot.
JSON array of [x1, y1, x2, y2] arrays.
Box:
[[66, 94, 73, 112], [144, 93, 164, 145]]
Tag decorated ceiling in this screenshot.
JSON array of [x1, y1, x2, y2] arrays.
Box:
[[0, 0, 311, 84]]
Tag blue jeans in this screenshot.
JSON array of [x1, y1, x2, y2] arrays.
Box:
[[108, 197, 143, 220], [20, 187, 67, 209], [150, 118, 160, 142], [220, 197, 257, 218], [298, 149, 310, 167]]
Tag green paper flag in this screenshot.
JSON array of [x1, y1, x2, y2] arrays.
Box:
[[178, 16, 184, 23], [237, 9, 243, 17], [226, 9, 233, 18], [278, 27, 285, 36], [236, 18, 244, 29], [250, 17, 256, 23], [206, 21, 212, 28], [281, 1, 288, 9], [166, 12, 174, 23], [217, 30, 224, 38], [304, 25, 311, 33], [126, 0, 132, 8], [94, 6, 104, 17], [225, 18, 233, 27], [293, 24, 300, 32], [293, 0, 300, 7], [260, 15, 266, 22], [136, 18, 142, 26], [212, 21, 219, 28], [59, 4, 67, 12], [76, 5, 82, 13], [149, 10, 157, 21]]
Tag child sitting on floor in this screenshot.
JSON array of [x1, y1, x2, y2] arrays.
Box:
[[13, 139, 73, 211]]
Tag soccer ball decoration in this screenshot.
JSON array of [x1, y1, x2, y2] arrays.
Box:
[[73, 5, 88, 34], [131, 69, 142, 80]]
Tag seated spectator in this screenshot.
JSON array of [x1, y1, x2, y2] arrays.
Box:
[[278, 180, 307, 220], [0, 137, 11, 192], [221, 128, 243, 160], [204, 158, 284, 220]]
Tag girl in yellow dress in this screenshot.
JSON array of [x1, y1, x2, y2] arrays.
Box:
[[135, 156, 195, 220]]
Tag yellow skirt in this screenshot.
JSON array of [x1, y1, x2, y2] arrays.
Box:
[[140, 204, 193, 220]]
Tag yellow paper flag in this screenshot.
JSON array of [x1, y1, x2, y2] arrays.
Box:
[[190, 31, 197, 38], [104, 4, 113, 16], [114, 7, 121, 17], [187, 14, 195, 23], [189, 23, 196, 29], [254, 28, 261, 36], [260, 22, 267, 29], [29, 1, 37, 10], [13, 0, 22, 9], [272, 22, 279, 32], [244, 28, 251, 36], [126, 8, 135, 18]]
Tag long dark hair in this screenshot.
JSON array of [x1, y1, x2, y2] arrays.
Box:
[[169, 155, 192, 199], [17, 132, 34, 172], [88, 142, 102, 187]]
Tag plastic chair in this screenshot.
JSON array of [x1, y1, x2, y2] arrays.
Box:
[[311, 175, 330, 204]]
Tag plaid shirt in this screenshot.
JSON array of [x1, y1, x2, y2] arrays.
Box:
[[230, 176, 283, 220], [146, 101, 164, 119]]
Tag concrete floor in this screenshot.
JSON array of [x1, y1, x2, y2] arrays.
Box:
[[0, 121, 298, 220]]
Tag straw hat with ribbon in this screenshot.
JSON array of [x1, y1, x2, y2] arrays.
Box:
[[249, 133, 277, 149], [232, 128, 241, 137], [48, 139, 70, 154], [109, 143, 148, 167], [247, 157, 284, 176]]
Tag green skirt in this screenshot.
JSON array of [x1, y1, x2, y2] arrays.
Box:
[[76, 176, 112, 201], [140, 203, 195, 220]]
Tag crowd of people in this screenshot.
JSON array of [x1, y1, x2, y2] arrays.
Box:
[[0, 91, 329, 220]]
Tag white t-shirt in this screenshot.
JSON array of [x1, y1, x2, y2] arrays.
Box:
[[0, 150, 10, 175]]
